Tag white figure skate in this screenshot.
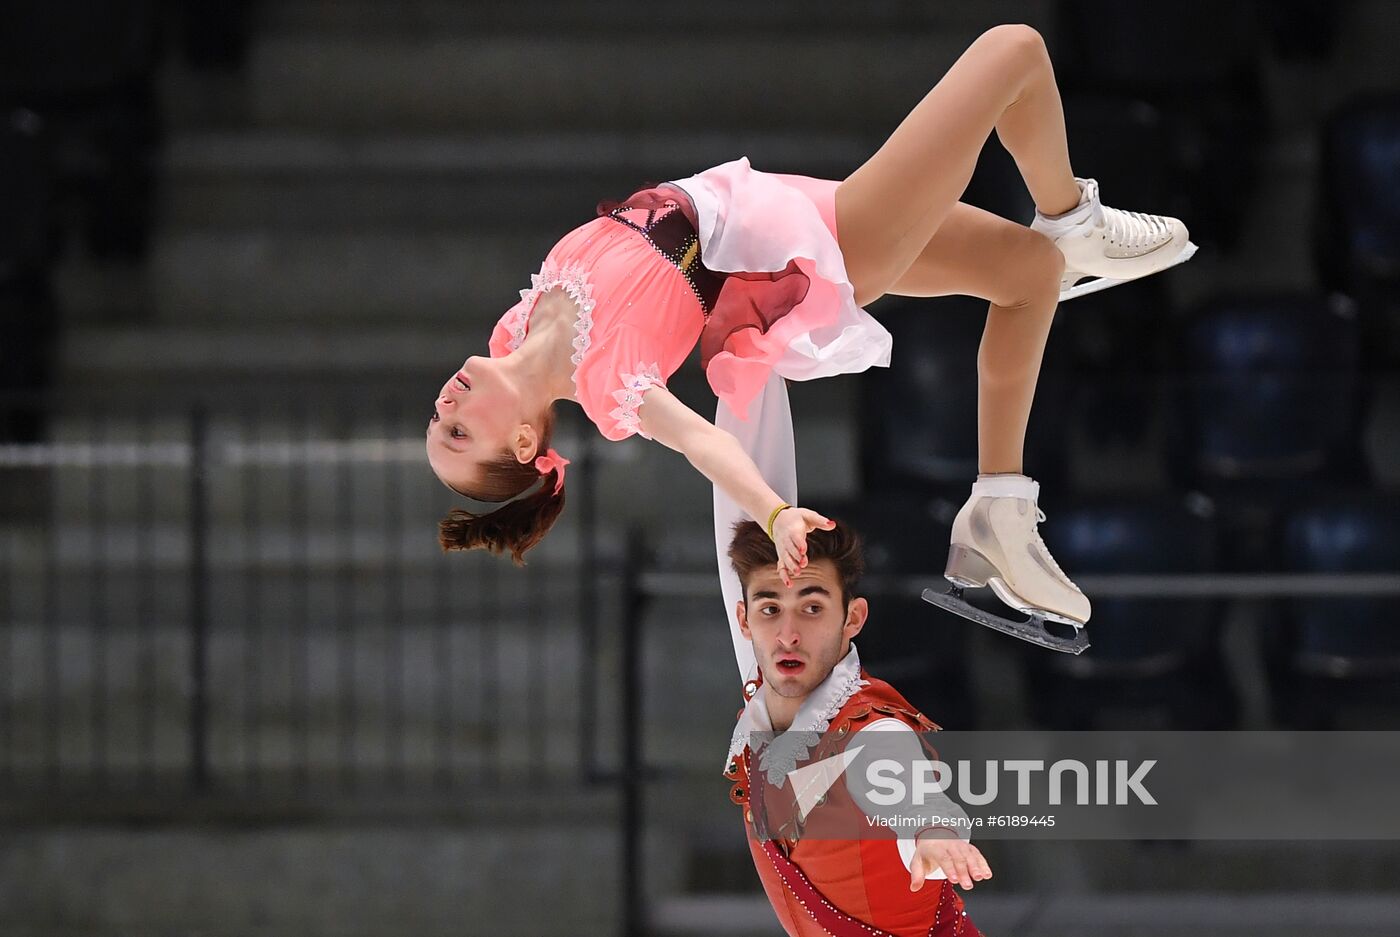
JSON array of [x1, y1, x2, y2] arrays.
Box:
[[922, 474, 1091, 654], [1030, 177, 1198, 302]]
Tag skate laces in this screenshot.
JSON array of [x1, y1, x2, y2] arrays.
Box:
[[1033, 507, 1080, 589], [1082, 180, 1173, 249]]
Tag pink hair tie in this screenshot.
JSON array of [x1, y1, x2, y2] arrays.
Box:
[[533, 448, 570, 495]]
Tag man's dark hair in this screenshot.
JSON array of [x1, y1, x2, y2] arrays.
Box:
[[726, 518, 865, 607]]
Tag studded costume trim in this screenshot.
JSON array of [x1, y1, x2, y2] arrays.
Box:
[[755, 807, 978, 936], [760, 838, 898, 937], [606, 201, 724, 316]]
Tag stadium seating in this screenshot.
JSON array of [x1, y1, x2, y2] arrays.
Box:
[[1024, 494, 1236, 729], [1052, 0, 1267, 249], [1267, 491, 1400, 728], [1316, 94, 1400, 362], [1168, 294, 1365, 489], [0, 109, 51, 275], [0, 0, 161, 261], [0, 109, 57, 444], [858, 295, 1072, 497], [1057, 278, 1173, 458]]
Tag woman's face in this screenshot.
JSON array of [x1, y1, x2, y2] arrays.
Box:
[[425, 356, 532, 495]]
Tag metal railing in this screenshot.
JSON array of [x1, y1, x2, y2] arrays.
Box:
[[0, 399, 613, 805]]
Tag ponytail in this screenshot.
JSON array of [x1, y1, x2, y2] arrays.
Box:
[[438, 459, 567, 566]]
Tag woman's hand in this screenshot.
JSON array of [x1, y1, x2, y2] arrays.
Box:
[[909, 830, 992, 892], [629, 390, 833, 579], [770, 507, 837, 585]]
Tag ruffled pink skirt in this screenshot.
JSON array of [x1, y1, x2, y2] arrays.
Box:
[[612, 158, 893, 421]]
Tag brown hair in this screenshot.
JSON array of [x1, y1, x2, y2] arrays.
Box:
[[437, 405, 565, 565], [726, 517, 865, 607]]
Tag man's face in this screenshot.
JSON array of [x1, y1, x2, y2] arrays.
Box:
[[737, 558, 867, 701]]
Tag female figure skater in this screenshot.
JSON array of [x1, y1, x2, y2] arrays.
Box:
[[427, 25, 1194, 652]]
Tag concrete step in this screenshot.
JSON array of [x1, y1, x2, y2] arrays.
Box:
[[4, 452, 692, 534], [236, 2, 1060, 134], [243, 32, 973, 133], [148, 130, 872, 324], [145, 227, 549, 324], [13, 375, 858, 526], [62, 324, 491, 380], [0, 617, 592, 778], [257, 0, 1052, 36], [0, 518, 596, 571], [145, 133, 866, 324], [160, 131, 871, 229], [0, 819, 641, 937], [0, 609, 750, 786], [0, 580, 747, 782], [161, 0, 1052, 135], [651, 891, 1400, 937]]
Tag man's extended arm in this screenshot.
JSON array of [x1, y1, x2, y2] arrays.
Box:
[[710, 374, 799, 685]]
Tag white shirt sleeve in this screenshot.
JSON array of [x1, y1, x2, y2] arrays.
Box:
[[713, 374, 798, 687], [848, 718, 972, 874]]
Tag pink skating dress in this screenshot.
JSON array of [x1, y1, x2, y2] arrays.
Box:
[[488, 157, 893, 439]]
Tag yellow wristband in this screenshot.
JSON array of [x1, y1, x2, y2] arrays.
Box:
[[765, 502, 792, 541]]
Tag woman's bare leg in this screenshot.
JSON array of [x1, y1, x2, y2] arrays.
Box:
[[885, 202, 1065, 475], [834, 25, 1078, 476], [836, 24, 1079, 305], [883, 205, 1095, 636]]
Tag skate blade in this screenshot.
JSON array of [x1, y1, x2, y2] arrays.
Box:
[[986, 577, 1087, 629], [922, 587, 1090, 655], [1059, 240, 1199, 302]]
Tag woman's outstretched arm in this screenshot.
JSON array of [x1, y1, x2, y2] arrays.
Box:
[[637, 385, 831, 584]]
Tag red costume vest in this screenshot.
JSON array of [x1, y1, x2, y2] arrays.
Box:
[[725, 671, 981, 937]]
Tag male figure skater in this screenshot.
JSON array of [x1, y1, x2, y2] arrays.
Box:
[[723, 519, 992, 937]]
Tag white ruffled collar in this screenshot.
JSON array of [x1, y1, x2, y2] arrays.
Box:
[[503, 259, 597, 393], [724, 644, 869, 785]]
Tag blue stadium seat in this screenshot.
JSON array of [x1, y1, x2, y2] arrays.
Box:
[[0, 1, 161, 261], [1024, 494, 1236, 729], [859, 296, 1072, 497], [1317, 95, 1400, 362], [1052, 0, 1267, 249], [0, 109, 51, 275], [1058, 277, 1172, 456], [1268, 491, 1400, 728], [1319, 96, 1400, 290], [0, 110, 57, 444], [1168, 294, 1365, 488], [859, 297, 981, 493]]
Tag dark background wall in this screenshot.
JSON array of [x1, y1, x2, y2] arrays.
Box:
[[1, 1, 1399, 935]]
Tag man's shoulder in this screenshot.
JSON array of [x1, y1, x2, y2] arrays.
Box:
[[835, 673, 941, 734]]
